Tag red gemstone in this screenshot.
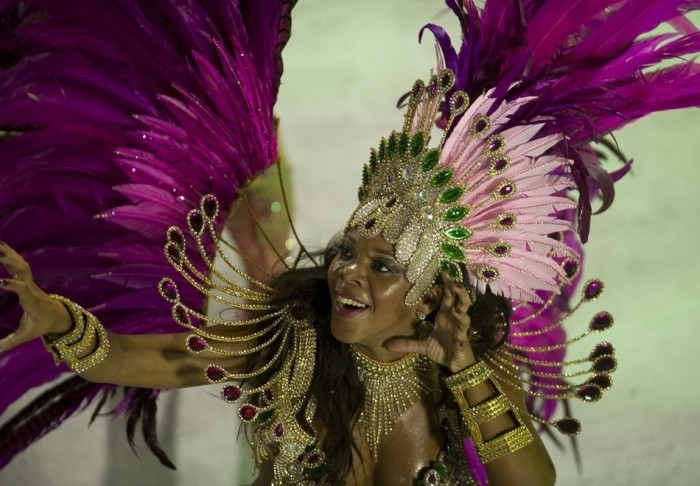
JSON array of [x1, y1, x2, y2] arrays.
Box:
[[206, 365, 226, 382], [588, 374, 612, 390], [385, 197, 397, 208], [186, 335, 207, 352], [159, 279, 178, 301], [273, 423, 284, 438], [590, 342, 615, 360], [589, 311, 613, 331], [221, 385, 242, 402], [239, 405, 257, 422], [592, 355, 617, 373], [173, 305, 190, 325], [554, 418, 581, 436], [576, 385, 602, 402]]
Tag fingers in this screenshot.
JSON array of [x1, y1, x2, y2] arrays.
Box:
[[0, 240, 34, 285], [439, 274, 472, 332]]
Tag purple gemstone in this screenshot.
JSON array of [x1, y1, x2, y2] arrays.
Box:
[[563, 259, 579, 278], [206, 365, 226, 382], [584, 279, 603, 300], [221, 385, 242, 402], [364, 219, 375, 230], [588, 374, 612, 390], [589, 311, 613, 331], [273, 423, 284, 438], [186, 335, 207, 352], [202, 196, 218, 218], [494, 245, 508, 256], [475, 119, 487, 132], [589, 342, 615, 360], [500, 216, 514, 227], [593, 355, 617, 373], [483, 269, 496, 279], [554, 418, 581, 436], [576, 385, 602, 402], [499, 184, 513, 196], [493, 158, 507, 170], [489, 138, 502, 151], [239, 405, 257, 422]]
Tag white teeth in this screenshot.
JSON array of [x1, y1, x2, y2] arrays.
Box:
[[337, 296, 368, 309]]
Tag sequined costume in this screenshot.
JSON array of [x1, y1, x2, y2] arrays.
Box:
[[1, 1, 700, 484]]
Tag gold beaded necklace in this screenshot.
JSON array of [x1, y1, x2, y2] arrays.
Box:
[[350, 345, 439, 460]]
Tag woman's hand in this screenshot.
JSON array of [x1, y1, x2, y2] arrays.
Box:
[[387, 274, 477, 373], [0, 241, 72, 354]]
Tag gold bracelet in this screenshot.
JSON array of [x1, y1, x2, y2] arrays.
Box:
[[477, 424, 534, 464], [41, 295, 110, 373], [444, 360, 492, 390]]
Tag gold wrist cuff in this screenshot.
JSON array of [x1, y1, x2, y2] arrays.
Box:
[[42, 295, 110, 373], [444, 360, 492, 390]]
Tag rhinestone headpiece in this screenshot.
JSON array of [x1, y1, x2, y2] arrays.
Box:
[[347, 67, 579, 305]]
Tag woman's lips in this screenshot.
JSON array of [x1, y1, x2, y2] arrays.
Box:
[[332, 295, 369, 318]]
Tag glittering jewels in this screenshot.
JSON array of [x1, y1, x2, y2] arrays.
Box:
[[350, 346, 440, 460], [347, 67, 579, 305]]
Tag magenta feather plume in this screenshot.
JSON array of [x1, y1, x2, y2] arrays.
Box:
[[0, 0, 295, 467], [429, 0, 700, 242]]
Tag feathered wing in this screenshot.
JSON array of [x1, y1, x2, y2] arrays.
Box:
[[420, 1, 700, 482], [0, 0, 296, 467]]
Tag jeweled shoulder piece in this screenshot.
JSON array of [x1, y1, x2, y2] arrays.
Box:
[[159, 194, 323, 481], [347, 66, 579, 305]]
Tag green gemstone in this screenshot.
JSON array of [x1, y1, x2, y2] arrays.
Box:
[[255, 409, 274, 424], [362, 164, 370, 185], [442, 243, 465, 261], [387, 133, 397, 156], [439, 186, 465, 204], [411, 132, 425, 157], [443, 206, 470, 222], [378, 139, 386, 160], [399, 132, 409, 155], [444, 227, 472, 240], [369, 150, 377, 172], [431, 168, 453, 187], [421, 149, 440, 172], [440, 260, 461, 279]]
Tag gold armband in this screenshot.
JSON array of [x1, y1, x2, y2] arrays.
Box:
[[445, 361, 533, 464], [42, 295, 110, 373]]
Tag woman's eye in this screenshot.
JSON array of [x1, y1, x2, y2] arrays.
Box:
[[372, 261, 392, 273], [338, 243, 353, 259]]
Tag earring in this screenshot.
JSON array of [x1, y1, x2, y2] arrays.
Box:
[[415, 310, 435, 338]]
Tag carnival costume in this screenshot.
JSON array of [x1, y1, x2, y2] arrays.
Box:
[[1, 1, 700, 484]]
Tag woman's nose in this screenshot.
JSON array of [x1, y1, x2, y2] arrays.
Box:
[[339, 260, 364, 284]]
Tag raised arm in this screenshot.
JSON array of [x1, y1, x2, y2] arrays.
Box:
[[0, 240, 246, 389]]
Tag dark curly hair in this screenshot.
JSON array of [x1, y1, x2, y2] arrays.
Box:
[[245, 240, 511, 482]]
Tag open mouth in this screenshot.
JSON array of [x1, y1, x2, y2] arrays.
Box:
[[337, 296, 369, 310]]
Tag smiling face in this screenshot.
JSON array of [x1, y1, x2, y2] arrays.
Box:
[[327, 229, 435, 360]]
